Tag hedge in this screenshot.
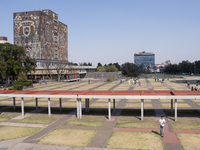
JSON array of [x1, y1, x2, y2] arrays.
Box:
[[107, 78, 114, 81]]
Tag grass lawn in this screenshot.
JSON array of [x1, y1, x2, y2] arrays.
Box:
[[0, 112, 20, 122], [2, 106, 36, 112], [0, 100, 19, 105], [17, 114, 63, 125], [37, 129, 97, 147], [116, 117, 158, 128], [161, 103, 192, 108], [168, 117, 200, 129], [63, 115, 106, 127], [191, 99, 200, 103], [105, 131, 163, 150], [82, 108, 109, 116], [96, 99, 121, 102], [121, 109, 155, 116], [58, 102, 85, 107], [25, 101, 54, 106], [90, 102, 118, 108], [177, 133, 200, 150], [0, 126, 41, 141], [125, 103, 153, 108], [127, 99, 151, 102], [41, 107, 74, 114], [164, 109, 200, 117], [159, 99, 185, 102]]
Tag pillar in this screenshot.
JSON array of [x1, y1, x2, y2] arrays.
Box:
[[171, 99, 173, 114], [85, 99, 87, 112], [113, 99, 115, 113], [48, 98, 51, 117], [35, 98, 38, 110], [175, 99, 177, 121], [108, 99, 111, 120], [21, 97, 24, 116], [141, 99, 144, 121], [79, 98, 82, 119], [59, 98, 62, 112], [77, 98, 80, 118], [13, 97, 15, 110]]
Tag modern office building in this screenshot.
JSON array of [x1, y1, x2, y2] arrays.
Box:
[[134, 51, 155, 67], [0, 36, 10, 43], [14, 9, 68, 61]]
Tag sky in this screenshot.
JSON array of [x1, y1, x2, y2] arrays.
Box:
[[0, 0, 200, 66]]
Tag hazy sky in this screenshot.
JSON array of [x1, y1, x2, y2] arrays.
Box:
[[1, 0, 200, 66]]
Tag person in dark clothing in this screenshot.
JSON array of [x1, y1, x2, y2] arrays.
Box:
[[191, 86, 194, 91]]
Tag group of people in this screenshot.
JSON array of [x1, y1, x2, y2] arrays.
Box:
[[128, 78, 141, 86], [39, 78, 47, 84], [187, 83, 199, 91]]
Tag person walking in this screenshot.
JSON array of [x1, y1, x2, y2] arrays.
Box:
[[138, 81, 141, 87], [158, 116, 166, 138]]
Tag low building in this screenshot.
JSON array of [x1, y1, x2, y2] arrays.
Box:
[[0, 36, 10, 43]]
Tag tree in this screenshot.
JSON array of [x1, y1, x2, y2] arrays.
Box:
[[138, 64, 145, 74], [121, 62, 138, 77], [54, 61, 68, 81], [88, 62, 92, 66], [113, 62, 121, 71], [0, 43, 35, 84], [41, 60, 52, 81], [165, 60, 171, 65], [97, 62, 102, 67], [97, 65, 118, 72], [23, 57, 36, 76], [97, 66, 107, 72]]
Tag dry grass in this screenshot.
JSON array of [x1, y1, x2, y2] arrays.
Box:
[[161, 103, 192, 108], [125, 103, 153, 108], [0, 100, 19, 105], [168, 118, 200, 129], [177, 133, 200, 150], [25, 101, 54, 106], [127, 99, 151, 102], [96, 99, 121, 102], [59, 102, 84, 107], [90, 102, 118, 108], [0, 126, 41, 141], [116, 117, 158, 128], [159, 99, 185, 102], [0, 112, 20, 122], [63, 115, 106, 127], [17, 114, 63, 125], [192, 99, 200, 103], [37, 129, 97, 147], [105, 131, 163, 150]]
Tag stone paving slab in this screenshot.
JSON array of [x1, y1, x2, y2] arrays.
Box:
[[163, 143, 183, 150], [0, 137, 27, 149]]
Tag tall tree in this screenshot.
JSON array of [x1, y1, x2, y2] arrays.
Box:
[[121, 62, 138, 77], [0, 43, 35, 83], [54, 61, 68, 81], [97, 62, 102, 67], [113, 62, 121, 71]]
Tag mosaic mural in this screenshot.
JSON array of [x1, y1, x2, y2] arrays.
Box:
[[14, 9, 68, 61]]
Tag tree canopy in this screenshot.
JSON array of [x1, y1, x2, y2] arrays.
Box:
[[0, 43, 36, 81]]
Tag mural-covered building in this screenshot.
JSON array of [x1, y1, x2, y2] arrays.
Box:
[[134, 51, 155, 67], [14, 9, 68, 61]]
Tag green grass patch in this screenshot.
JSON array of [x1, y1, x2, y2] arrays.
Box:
[[17, 114, 63, 125], [0, 112, 20, 122], [116, 117, 158, 128], [105, 131, 163, 150], [63, 115, 106, 127], [0, 126, 41, 141], [37, 129, 97, 147], [168, 118, 200, 129], [121, 109, 155, 116]]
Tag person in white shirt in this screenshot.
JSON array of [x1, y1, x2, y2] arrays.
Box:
[[158, 116, 166, 138]]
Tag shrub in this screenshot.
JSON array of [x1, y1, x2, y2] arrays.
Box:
[[12, 81, 33, 90], [107, 78, 114, 81], [8, 87, 14, 90]]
